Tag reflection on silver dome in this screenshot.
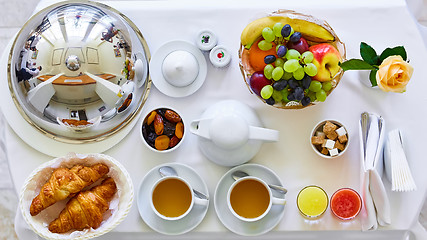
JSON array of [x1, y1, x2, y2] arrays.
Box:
[[65, 55, 81, 71], [8, 1, 150, 143]]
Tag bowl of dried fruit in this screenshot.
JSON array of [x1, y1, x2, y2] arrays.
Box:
[[140, 107, 185, 153], [310, 120, 349, 159], [239, 10, 346, 109]]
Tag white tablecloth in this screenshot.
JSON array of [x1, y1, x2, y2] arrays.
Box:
[[4, 0, 427, 238]]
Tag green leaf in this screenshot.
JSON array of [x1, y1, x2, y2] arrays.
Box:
[[379, 46, 407, 62], [339, 59, 377, 71], [360, 42, 379, 65], [369, 69, 378, 87]]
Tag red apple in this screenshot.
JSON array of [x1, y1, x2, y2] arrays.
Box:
[[249, 72, 272, 96], [309, 43, 342, 82], [287, 37, 309, 54]]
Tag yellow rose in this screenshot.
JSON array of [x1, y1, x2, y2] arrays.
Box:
[[376, 55, 413, 93]]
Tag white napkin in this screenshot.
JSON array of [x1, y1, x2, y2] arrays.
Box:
[[384, 129, 417, 192], [359, 113, 391, 231]]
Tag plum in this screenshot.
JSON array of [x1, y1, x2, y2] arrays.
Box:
[[287, 37, 309, 54], [249, 71, 272, 96]]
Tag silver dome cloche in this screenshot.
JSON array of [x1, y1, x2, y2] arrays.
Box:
[[7, 0, 151, 143]]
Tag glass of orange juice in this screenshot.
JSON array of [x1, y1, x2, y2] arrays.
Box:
[[297, 185, 329, 219]]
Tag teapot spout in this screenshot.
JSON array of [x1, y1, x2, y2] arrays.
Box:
[[190, 119, 212, 139], [248, 126, 279, 142]]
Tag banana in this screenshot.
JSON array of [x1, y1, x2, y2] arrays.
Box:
[[241, 16, 281, 48], [241, 16, 335, 49]]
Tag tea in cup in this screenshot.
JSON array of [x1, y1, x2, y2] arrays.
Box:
[[151, 176, 207, 220], [227, 176, 286, 222]]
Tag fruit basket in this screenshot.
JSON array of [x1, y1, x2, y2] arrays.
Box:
[[239, 10, 346, 109]]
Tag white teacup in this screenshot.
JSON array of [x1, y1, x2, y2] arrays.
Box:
[[151, 176, 208, 220], [227, 176, 286, 222]]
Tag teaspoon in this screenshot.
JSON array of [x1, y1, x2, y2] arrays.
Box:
[[231, 170, 287, 195], [158, 166, 209, 200]]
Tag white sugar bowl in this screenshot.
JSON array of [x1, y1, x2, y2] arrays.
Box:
[[190, 100, 278, 166]]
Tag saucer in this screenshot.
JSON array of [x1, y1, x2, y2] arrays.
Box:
[[137, 162, 209, 235], [214, 163, 286, 236], [149, 40, 207, 98]]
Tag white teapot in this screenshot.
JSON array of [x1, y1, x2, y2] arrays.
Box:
[[190, 100, 279, 166]]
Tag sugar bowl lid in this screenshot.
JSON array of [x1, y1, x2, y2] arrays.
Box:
[[7, 0, 151, 144]]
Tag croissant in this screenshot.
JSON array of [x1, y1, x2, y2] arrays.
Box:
[[48, 177, 117, 233], [30, 163, 109, 216]]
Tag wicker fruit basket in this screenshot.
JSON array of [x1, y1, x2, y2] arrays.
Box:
[[239, 10, 346, 109]]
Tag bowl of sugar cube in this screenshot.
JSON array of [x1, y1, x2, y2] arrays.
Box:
[[310, 120, 349, 158]]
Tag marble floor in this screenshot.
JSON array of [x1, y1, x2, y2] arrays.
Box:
[[1, 0, 427, 239]]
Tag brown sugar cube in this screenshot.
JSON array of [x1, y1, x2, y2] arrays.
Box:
[[316, 131, 326, 138], [311, 135, 325, 145], [323, 121, 338, 134], [321, 147, 329, 155], [338, 134, 348, 144], [326, 131, 338, 141], [334, 141, 346, 151]]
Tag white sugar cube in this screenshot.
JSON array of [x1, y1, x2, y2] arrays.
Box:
[[316, 131, 326, 138], [336, 127, 347, 136], [325, 139, 335, 149], [321, 139, 327, 148], [329, 148, 339, 156]]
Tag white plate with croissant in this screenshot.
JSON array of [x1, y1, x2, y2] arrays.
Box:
[[19, 153, 134, 240]]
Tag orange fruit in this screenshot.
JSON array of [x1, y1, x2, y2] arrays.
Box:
[[248, 38, 278, 72]]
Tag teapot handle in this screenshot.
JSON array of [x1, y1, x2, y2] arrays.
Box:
[[248, 126, 279, 142], [190, 119, 212, 139]]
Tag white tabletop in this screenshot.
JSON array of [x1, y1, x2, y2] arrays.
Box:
[[3, 0, 427, 238]]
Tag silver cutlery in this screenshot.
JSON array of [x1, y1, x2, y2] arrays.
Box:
[[231, 170, 287, 195]]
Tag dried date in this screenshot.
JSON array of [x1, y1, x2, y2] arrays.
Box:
[[169, 136, 180, 148], [154, 114, 164, 135], [165, 110, 182, 123]]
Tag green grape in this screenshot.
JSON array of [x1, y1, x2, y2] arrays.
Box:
[[281, 89, 290, 102], [316, 89, 327, 102], [274, 58, 285, 68], [308, 91, 317, 102], [301, 51, 314, 64], [285, 49, 301, 60], [261, 85, 274, 99], [262, 27, 275, 42], [282, 70, 293, 80], [308, 80, 322, 92], [263, 64, 274, 79], [304, 63, 318, 77], [283, 59, 299, 72], [273, 23, 284, 37], [272, 89, 283, 102], [272, 67, 284, 81], [258, 40, 273, 51], [293, 65, 305, 80], [322, 81, 333, 92]]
